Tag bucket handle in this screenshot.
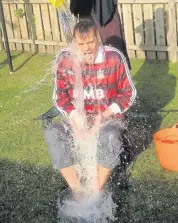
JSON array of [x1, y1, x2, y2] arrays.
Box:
[[160, 135, 178, 144], [160, 139, 178, 144]]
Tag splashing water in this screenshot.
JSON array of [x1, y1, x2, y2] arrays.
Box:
[[57, 189, 117, 223]]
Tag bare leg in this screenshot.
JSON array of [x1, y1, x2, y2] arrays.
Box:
[[60, 164, 110, 197], [92, 164, 111, 192], [60, 166, 80, 192], [97, 164, 111, 190]]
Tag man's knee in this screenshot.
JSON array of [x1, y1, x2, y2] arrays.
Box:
[[99, 130, 122, 154], [44, 123, 68, 143], [98, 130, 123, 169], [44, 123, 73, 170]]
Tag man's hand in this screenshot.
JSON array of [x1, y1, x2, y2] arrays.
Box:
[[69, 108, 114, 138], [89, 114, 102, 136], [69, 110, 91, 140], [102, 107, 114, 120], [69, 110, 85, 135], [89, 108, 114, 136]]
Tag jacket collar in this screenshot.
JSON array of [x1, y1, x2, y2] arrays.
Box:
[[94, 46, 105, 64]]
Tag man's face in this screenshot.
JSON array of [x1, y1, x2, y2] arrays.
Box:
[[74, 29, 99, 64]]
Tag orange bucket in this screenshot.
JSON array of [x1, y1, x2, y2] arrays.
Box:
[[154, 124, 178, 171]]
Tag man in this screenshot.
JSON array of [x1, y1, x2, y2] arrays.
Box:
[[44, 19, 136, 199], [70, 0, 131, 68]]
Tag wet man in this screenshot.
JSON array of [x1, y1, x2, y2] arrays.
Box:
[[44, 19, 136, 198]]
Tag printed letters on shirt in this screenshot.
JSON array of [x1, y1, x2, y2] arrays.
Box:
[[83, 88, 104, 100]]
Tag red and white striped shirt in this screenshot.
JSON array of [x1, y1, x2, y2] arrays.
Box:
[[53, 45, 136, 118]]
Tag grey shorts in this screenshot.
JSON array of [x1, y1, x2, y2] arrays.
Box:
[[44, 120, 124, 170]]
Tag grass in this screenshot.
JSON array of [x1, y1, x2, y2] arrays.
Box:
[[0, 52, 178, 222]]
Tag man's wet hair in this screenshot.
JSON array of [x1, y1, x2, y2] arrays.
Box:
[[73, 19, 97, 37]]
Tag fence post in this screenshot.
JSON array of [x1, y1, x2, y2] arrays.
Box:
[[0, 1, 4, 51], [168, 0, 177, 62], [25, 0, 37, 52], [0, 24, 3, 51], [0, 9, 3, 51]]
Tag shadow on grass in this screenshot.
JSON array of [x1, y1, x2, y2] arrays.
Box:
[[0, 159, 65, 223], [117, 178, 178, 222], [14, 53, 37, 72], [1, 157, 178, 222], [0, 52, 37, 72], [126, 8, 177, 161], [126, 60, 176, 161], [0, 52, 23, 69]]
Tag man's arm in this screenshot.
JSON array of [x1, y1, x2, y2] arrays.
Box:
[[102, 54, 137, 119], [52, 53, 75, 118], [53, 52, 86, 133]]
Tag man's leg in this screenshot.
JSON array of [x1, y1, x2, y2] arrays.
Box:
[[96, 120, 124, 191], [44, 122, 81, 192], [96, 164, 111, 191], [60, 166, 80, 192], [90, 164, 111, 192]]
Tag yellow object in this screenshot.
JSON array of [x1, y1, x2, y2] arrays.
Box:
[[48, 0, 64, 8]]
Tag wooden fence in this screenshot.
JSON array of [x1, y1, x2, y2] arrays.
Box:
[[0, 0, 178, 62]]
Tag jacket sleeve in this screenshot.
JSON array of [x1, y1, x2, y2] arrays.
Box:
[[52, 53, 75, 118], [108, 54, 137, 114]]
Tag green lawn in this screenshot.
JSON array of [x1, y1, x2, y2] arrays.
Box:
[[0, 52, 178, 222]]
